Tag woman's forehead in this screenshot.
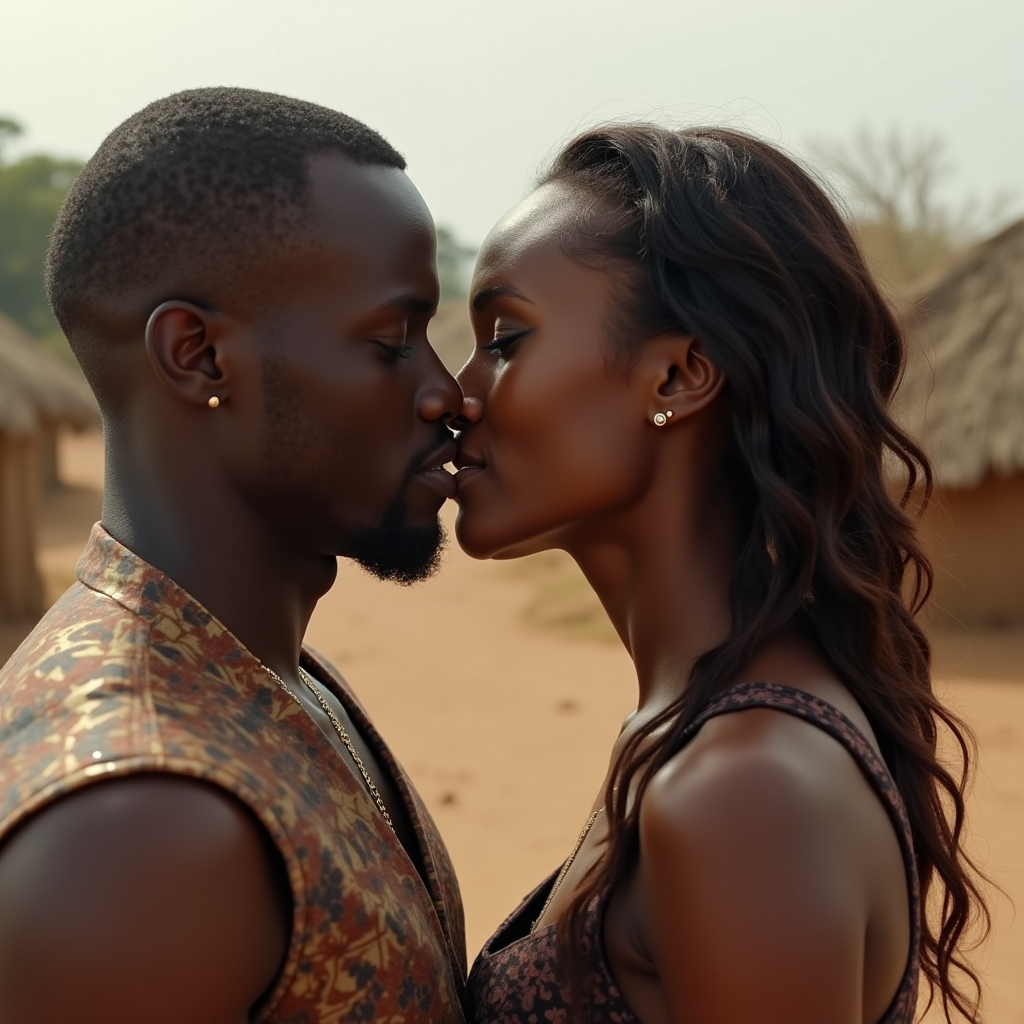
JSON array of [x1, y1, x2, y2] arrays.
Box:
[[477, 184, 579, 267]]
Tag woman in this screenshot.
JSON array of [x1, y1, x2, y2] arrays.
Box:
[[452, 125, 986, 1024]]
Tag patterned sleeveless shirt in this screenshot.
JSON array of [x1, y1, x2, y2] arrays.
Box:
[[0, 524, 466, 1024], [469, 682, 921, 1024]]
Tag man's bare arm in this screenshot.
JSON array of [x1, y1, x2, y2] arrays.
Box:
[[0, 775, 290, 1024]]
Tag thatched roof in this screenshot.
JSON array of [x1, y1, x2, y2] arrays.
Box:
[[895, 219, 1024, 489], [0, 313, 99, 436]]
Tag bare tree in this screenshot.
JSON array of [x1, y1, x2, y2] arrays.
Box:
[[823, 128, 1011, 287]]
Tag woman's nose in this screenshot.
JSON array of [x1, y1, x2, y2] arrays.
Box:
[[449, 395, 483, 432]]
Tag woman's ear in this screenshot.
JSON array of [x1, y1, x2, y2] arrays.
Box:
[[639, 333, 726, 426], [145, 301, 232, 408]]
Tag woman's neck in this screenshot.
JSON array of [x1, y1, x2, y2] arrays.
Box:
[[565, 477, 738, 715]]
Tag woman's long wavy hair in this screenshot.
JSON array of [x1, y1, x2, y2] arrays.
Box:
[[544, 125, 988, 1023]]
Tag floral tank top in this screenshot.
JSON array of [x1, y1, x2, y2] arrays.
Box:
[[469, 682, 921, 1024]]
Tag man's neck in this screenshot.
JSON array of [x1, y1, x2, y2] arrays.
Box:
[[101, 449, 336, 686]]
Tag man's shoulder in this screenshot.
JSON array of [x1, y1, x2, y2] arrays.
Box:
[[0, 584, 144, 831], [0, 578, 252, 834], [1, 579, 149, 700]]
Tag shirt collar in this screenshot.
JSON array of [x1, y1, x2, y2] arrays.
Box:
[[75, 522, 219, 635]]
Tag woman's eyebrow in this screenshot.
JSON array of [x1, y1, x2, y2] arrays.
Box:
[[471, 284, 535, 313]]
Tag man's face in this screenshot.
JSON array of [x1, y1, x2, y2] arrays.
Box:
[[222, 155, 461, 583]]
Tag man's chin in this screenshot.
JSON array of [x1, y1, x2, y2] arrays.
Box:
[[349, 516, 447, 587]]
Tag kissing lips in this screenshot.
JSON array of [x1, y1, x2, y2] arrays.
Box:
[[453, 450, 486, 489], [414, 440, 458, 499]]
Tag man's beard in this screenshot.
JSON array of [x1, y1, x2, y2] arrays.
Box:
[[347, 434, 451, 585], [348, 494, 447, 586]]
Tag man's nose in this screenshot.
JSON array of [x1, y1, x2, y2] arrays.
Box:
[[416, 374, 464, 422]]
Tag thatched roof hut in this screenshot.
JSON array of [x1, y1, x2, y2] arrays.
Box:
[[0, 313, 99, 621], [895, 218, 1024, 626], [0, 313, 98, 438], [896, 219, 1024, 489]]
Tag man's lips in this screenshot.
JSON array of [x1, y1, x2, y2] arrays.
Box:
[[418, 439, 458, 474], [413, 439, 459, 499]]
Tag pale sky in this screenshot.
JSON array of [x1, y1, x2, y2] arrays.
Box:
[[3, 0, 1022, 246]]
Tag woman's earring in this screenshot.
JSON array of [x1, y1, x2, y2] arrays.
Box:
[[652, 410, 673, 427], [208, 396, 221, 409]]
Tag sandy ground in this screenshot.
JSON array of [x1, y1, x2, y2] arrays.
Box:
[[3, 429, 1021, 1023]]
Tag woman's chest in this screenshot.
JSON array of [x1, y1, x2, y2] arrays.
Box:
[[468, 884, 636, 1024]]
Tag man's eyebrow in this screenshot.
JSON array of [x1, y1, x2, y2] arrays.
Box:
[[376, 295, 437, 316], [471, 284, 534, 313]]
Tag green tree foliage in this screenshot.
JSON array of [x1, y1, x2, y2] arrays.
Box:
[[0, 118, 24, 153], [436, 225, 476, 298], [0, 117, 82, 341]]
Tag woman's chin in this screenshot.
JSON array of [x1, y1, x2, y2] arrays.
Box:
[[453, 508, 551, 562], [453, 508, 499, 560]]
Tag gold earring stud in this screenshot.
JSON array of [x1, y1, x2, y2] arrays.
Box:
[[208, 396, 220, 409]]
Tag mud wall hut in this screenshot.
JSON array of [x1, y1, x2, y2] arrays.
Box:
[[0, 313, 98, 620], [896, 219, 1024, 627]]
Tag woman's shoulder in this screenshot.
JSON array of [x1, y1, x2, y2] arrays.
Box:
[[636, 674, 912, 941], [641, 674, 893, 851], [641, 691, 871, 862], [632, 681, 914, 1022]]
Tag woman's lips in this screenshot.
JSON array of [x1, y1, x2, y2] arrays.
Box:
[[453, 451, 486, 491]]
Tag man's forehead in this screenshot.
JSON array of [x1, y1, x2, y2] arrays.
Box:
[[306, 154, 433, 246]]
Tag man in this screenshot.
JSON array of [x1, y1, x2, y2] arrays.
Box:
[[0, 88, 471, 1023]]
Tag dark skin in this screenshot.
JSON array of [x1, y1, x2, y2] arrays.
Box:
[[454, 183, 911, 1024], [0, 155, 465, 1024]]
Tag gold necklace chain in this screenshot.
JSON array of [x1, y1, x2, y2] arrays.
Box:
[[532, 807, 602, 932], [263, 662, 396, 835]]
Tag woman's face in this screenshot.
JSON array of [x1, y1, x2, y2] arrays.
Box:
[[454, 184, 659, 560]]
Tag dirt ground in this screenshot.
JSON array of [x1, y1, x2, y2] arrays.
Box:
[[3, 429, 1021, 1023]]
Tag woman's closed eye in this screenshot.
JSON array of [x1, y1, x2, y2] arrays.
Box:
[[481, 327, 532, 354]]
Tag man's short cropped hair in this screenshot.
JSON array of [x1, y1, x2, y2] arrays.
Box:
[[46, 87, 406, 345]]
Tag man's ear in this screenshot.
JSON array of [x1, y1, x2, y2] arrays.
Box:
[[144, 301, 232, 408], [637, 333, 726, 425]]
